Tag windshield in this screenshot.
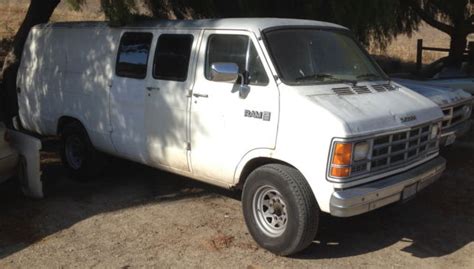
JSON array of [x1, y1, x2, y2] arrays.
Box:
[[264, 28, 387, 85]]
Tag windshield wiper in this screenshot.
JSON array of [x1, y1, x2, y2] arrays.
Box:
[[356, 73, 382, 80], [295, 73, 358, 85], [295, 73, 336, 82]]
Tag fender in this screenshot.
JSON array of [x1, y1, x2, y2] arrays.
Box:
[[9, 129, 43, 198], [233, 148, 277, 186], [233, 148, 308, 186], [56, 115, 115, 155], [233, 147, 334, 212]]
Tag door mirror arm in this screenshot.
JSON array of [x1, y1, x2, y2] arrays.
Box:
[[238, 71, 251, 99]]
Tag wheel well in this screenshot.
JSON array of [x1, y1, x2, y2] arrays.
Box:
[[236, 157, 295, 190], [57, 116, 83, 135]]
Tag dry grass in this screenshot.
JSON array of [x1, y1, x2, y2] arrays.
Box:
[[370, 23, 474, 70], [370, 24, 452, 65], [0, 0, 103, 66], [0, 0, 104, 39]]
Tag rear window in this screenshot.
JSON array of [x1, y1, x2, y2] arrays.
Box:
[[153, 34, 194, 82], [116, 32, 153, 79]]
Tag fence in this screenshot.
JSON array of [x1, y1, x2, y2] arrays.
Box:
[[416, 39, 474, 72]]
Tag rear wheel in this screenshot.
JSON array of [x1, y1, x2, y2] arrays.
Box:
[[242, 164, 319, 256], [60, 122, 105, 180]]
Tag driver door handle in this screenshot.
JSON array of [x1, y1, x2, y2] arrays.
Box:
[[193, 93, 209, 98], [146, 86, 160, 92]]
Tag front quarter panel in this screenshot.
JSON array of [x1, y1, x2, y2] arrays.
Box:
[[271, 85, 348, 213]]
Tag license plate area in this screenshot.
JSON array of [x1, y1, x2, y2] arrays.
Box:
[[402, 183, 418, 201]]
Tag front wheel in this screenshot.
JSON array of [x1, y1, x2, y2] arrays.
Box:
[[242, 164, 320, 256]]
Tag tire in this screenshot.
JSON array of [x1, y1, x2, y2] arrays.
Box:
[[60, 122, 105, 180], [242, 164, 319, 256]]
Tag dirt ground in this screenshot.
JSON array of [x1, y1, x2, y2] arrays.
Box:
[[0, 124, 473, 268]]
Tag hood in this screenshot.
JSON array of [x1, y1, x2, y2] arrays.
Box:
[[394, 78, 473, 107], [422, 78, 474, 96], [288, 82, 444, 136]]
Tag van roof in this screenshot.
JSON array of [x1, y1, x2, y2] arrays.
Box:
[[38, 18, 347, 33]]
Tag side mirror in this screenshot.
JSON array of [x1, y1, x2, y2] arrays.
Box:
[[210, 63, 239, 82]]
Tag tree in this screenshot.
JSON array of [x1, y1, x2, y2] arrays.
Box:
[[403, 0, 474, 63], [142, 0, 420, 48], [0, 0, 61, 123]]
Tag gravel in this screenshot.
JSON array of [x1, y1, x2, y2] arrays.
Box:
[[1, 131, 474, 268]]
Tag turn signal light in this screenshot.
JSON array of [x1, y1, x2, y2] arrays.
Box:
[[331, 167, 351, 178], [332, 143, 352, 165], [330, 142, 353, 178]]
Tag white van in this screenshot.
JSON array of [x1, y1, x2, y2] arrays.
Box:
[[17, 18, 446, 255]]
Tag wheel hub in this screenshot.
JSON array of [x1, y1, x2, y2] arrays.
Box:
[[253, 186, 288, 237]]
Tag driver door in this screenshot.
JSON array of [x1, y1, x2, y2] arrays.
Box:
[[190, 30, 279, 184]]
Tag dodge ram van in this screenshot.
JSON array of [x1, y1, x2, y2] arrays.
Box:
[[17, 18, 446, 255]]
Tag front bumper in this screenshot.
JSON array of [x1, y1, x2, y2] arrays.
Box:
[[440, 120, 472, 146], [330, 156, 446, 217]]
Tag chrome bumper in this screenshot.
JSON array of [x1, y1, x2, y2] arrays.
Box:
[[440, 120, 472, 146], [330, 156, 446, 217]]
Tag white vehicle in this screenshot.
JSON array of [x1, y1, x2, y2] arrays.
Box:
[[0, 122, 19, 183], [17, 19, 446, 255], [0, 122, 43, 198], [394, 79, 473, 146], [396, 56, 474, 95]]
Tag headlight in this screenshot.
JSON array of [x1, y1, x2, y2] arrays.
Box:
[[431, 125, 439, 139], [353, 142, 370, 161]]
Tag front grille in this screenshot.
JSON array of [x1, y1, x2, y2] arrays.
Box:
[[441, 102, 471, 130], [340, 124, 439, 179], [367, 124, 436, 173]]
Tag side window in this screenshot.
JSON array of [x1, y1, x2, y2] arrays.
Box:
[[206, 34, 269, 86], [154, 34, 194, 81], [116, 32, 153, 79]]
